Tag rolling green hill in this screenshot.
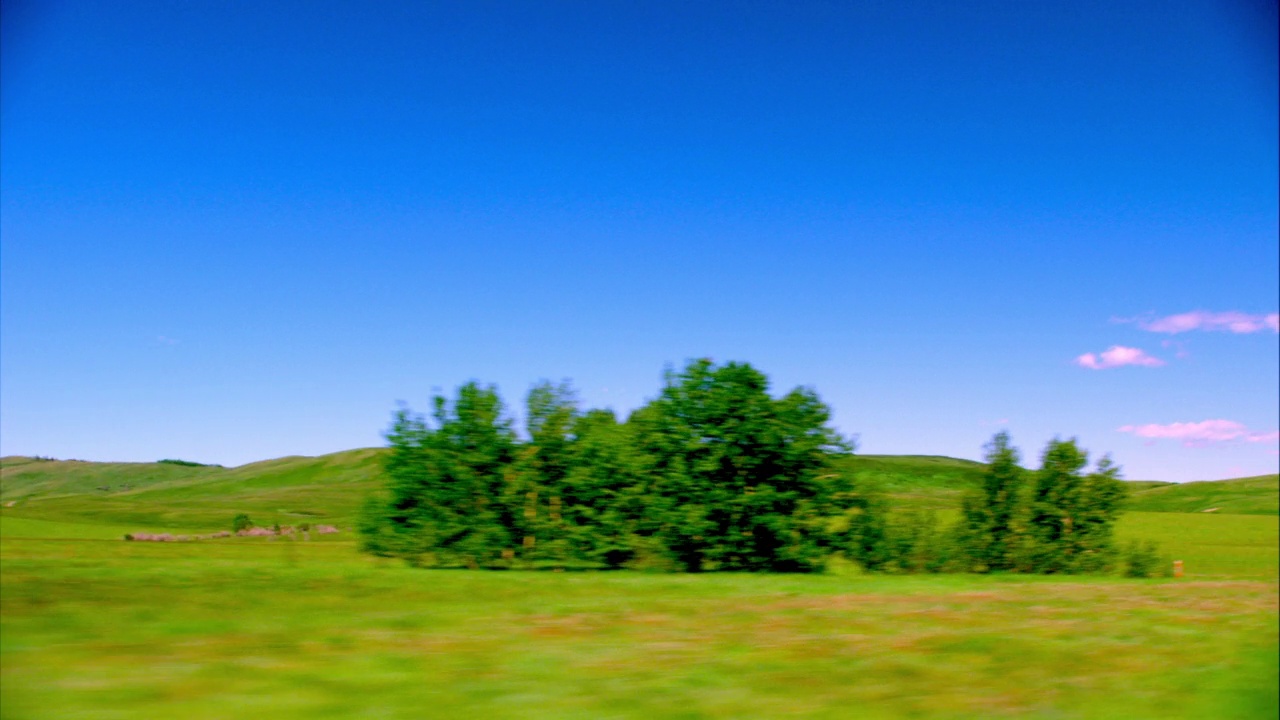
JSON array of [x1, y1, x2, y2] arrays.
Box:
[[2, 451, 1275, 536], [0, 449, 388, 531], [831, 454, 987, 509], [1125, 474, 1279, 515]]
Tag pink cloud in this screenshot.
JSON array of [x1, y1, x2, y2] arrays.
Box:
[[1075, 346, 1165, 370], [1129, 310, 1280, 334], [1117, 420, 1280, 447]]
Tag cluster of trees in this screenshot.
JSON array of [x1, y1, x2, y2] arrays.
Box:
[[859, 432, 1142, 575], [360, 359, 1145, 575]]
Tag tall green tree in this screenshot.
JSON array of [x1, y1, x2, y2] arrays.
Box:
[[958, 431, 1028, 571], [360, 382, 519, 567], [562, 408, 647, 567], [630, 359, 855, 572], [516, 380, 581, 565]]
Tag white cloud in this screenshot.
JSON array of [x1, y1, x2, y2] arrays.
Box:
[[1075, 346, 1164, 370], [1118, 420, 1280, 447], [1124, 310, 1280, 334]]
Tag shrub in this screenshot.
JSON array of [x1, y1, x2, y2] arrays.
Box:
[[1123, 540, 1170, 578], [232, 513, 253, 533]]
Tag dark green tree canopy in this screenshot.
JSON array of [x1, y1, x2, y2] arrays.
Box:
[[631, 359, 855, 572], [360, 362, 1136, 576], [362, 360, 861, 572], [369, 382, 518, 567]]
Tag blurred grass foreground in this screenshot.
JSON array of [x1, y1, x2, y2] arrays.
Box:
[[1, 509, 1277, 719]]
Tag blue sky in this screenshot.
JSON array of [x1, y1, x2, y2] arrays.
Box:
[[2, 0, 1276, 481]]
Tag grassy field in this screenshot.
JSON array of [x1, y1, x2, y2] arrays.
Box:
[[2, 452, 1277, 719], [1, 511, 1275, 719]]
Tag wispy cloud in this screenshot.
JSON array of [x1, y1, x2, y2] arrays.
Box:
[[1121, 310, 1280, 334], [1118, 420, 1280, 447], [1075, 346, 1164, 370]]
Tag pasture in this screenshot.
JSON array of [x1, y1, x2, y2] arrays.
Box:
[[3, 454, 1276, 718], [2, 510, 1276, 719]]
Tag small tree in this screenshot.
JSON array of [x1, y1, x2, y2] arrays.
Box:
[[958, 431, 1028, 571], [1028, 439, 1127, 573], [232, 513, 253, 533]]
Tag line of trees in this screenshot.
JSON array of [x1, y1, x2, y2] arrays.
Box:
[[859, 431, 1139, 574], [359, 359, 1148, 575]]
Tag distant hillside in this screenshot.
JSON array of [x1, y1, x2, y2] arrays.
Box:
[[1125, 474, 1279, 515], [831, 456, 1277, 515], [0, 449, 388, 531], [3, 451, 1275, 534], [831, 454, 987, 510]]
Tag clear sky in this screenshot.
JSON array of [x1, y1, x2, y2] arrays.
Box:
[[2, 0, 1277, 481]]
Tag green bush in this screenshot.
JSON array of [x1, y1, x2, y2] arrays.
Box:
[[1123, 540, 1170, 578], [232, 514, 253, 533]]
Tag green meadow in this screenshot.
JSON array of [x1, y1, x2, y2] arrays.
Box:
[[2, 454, 1277, 719]]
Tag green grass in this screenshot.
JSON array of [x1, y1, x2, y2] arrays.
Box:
[[0, 515, 151, 540], [2, 525, 1275, 720], [1115, 512, 1279, 578], [2, 450, 1277, 719]]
